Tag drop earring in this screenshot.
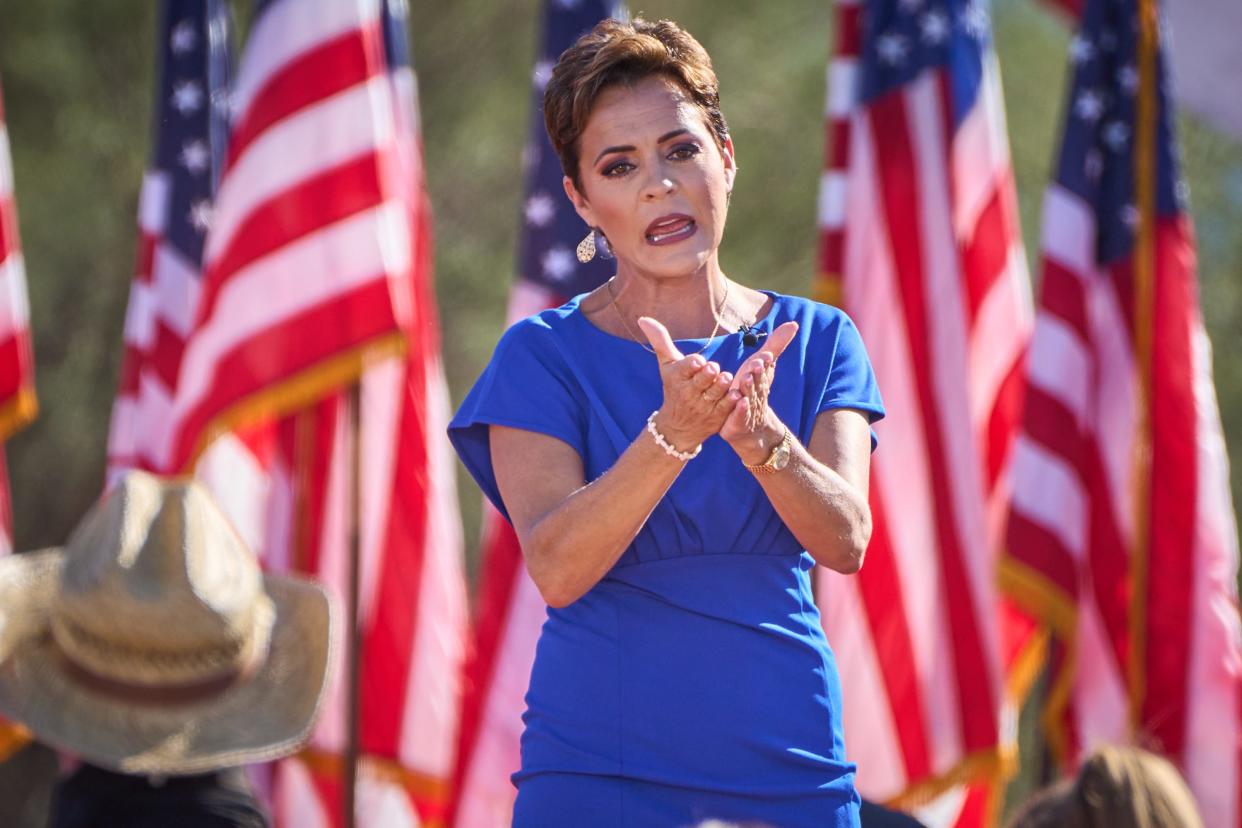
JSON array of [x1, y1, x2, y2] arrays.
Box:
[[576, 229, 597, 263]]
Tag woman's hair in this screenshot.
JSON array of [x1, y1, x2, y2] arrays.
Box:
[[543, 18, 730, 190], [1007, 745, 1203, 828]]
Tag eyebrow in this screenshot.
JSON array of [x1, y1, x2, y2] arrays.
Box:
[[592, 129, 692, 165]]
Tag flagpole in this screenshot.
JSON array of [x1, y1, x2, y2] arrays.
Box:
[[344, 381, 363, 828]]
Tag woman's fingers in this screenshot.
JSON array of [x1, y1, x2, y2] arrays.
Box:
[[636, 317, 685, 366], [758, 321, 799, 364]]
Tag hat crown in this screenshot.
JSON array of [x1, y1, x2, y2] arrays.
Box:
[[51, 472, 272, 686]]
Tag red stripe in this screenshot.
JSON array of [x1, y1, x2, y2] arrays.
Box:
[[961, 175, 1017, 326], [1140, 218, 1198, 759], [820, 230, 844, 277], [149, 320, 187, 391], [0, 334, 30, 402], [858, 480, 933, 781], [827, 120, 850, 172], [984, 352, 1026, 492], [117, 344, 144, 396], [1006, 512, 1078, 599], [171, 279, 399, 471], [1040, 260, 1090, 343], [224, 24, 381, 174], [1022, 385, 1086, 483], [0, 195, 20, 261], [360, 363, 429, 758], [448, 515, 524, 825], [133, 232, 157, 284], [197, 150, 389, 328], [953, 783, 991, 828], [1084, 439, 1131, 682], [836, 4, 862, 57], [869, 93, 998, 751]]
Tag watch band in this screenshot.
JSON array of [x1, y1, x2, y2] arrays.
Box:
[[743, 427, 791, 474]]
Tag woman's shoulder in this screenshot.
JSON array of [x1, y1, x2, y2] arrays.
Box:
[[496, 295, 585, 347], [766, 291, 859, 338]]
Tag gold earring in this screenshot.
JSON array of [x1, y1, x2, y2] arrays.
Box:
[[576, 229, 597, 263]]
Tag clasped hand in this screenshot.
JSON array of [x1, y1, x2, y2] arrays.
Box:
[[635, 317, 800, 460]]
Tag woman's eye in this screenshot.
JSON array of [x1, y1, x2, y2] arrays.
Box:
[[602, 161, 633, 177], [670, 143, 701, 160]]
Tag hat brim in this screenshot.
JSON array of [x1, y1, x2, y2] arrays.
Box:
[[0, 550, 335, 775]]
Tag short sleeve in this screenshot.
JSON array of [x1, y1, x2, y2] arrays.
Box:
[[447, 317, 586, 522], [816, 311, 885, 449]]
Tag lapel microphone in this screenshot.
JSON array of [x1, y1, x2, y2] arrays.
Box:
[[740, 324, 766, 348]]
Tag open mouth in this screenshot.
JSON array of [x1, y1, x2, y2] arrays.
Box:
[[645, 215, 697, 246]]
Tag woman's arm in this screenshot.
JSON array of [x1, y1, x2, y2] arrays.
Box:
[[719, 327, 874, 573], [730, 407, 873, 573], [491, 340, 739, 608]]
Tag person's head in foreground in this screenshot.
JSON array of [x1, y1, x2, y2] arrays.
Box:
[[0, 470, 335, 826], [1007, 745, 1203, 828]]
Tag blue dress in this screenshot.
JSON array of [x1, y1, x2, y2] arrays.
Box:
[[449, 290, 885, 827]]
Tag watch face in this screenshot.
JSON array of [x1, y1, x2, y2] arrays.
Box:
[[771, 441, 791, 471]]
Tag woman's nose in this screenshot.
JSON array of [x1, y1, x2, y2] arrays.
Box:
[[641, 169, 676, 201]]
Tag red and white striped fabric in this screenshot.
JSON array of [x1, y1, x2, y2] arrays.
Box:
[[160, 0, 412, 474], [261, 6, 470, 825], [0, 76, 36, 557], [813, 0, 1033, 821], [999, 0, 1242, 821]]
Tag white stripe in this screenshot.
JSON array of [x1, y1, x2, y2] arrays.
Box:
[[454, 552, 545, 828], [399, 361, 468, 774], [0, 126, 12, 200], [818, 571, 909, 798], [951, 55, 1013, 239], [355, 774, 419, 827], [356, 357, 403, 630], [817, 170, 847, 229], [843, 112, 964, 773], [138, 171, 171, 236], [1071, 594, 1129, 752], [122, 280, 156, 348], [1085, 275, 1138, 546], [232, 0, 380, 121], [1041, 185, 1098, 276], [260, 452, 296, 573], [1027, 310, 1090, 423], [132, 371, 175, 469], [106, 397, 139, 463], [207, 73, 395, 265], [827, 58, 858, 118], [1183, 318, 1242, 828], [195, 433, 271, 556], [1011, 435, 1087, 558], [0, 254, 30, 341], [967, 244, 1032, 432], [908, 75, 1003, 709], [166, 201, 410, 468], [272, 758, 333, 828], [151, 242, 202, 338]]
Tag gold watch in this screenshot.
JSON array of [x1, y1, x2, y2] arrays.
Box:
[[744, 428, 792, 474]]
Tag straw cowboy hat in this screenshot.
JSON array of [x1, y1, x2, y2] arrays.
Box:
[[0, 470, 336, 775]]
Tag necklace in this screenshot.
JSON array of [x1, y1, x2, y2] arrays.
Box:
[[606, 276, 730, 356]]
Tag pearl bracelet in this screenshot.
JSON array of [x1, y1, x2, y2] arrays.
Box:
[[646, 411, 702, 461]]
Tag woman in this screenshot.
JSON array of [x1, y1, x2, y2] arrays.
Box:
[[449, 18, 883, 827]]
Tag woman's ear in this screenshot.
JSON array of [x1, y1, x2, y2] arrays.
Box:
[[562, 175, 596, 227], [721, 136, 737, 195]]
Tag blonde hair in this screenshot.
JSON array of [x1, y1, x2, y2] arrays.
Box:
[[543, 18, 730, 190], [1008, 746, 1203, 828]]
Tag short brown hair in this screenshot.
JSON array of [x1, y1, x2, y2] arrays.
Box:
[[543, 18, 730, 190]]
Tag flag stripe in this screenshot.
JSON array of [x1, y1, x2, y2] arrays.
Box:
[[870, 89, 997, 752]]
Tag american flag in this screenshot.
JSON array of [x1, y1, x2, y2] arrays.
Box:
[[156, 0, 414, 474], [999, 0, 1242, 823], [813, 0, 1033, 822], [261, 2, 470, 826], [107, 0, 233, 478], [0, 73, 37, 558], [449, 2, 617, 825]]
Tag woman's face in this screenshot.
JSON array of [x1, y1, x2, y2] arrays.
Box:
[[564, 75, 735, 282]]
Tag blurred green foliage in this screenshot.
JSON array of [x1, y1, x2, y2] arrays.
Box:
[[0, 0, 1238, 819]]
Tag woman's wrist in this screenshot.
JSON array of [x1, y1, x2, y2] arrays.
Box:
[[650, 410, 703, 459], [728, 418, 786, 466]]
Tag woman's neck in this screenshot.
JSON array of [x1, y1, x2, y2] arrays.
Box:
[[607, 261, 732, 341]]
